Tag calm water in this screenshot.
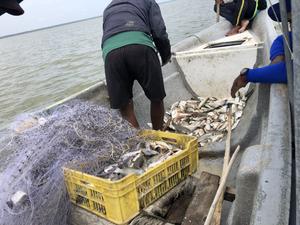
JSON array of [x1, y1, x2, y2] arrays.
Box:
[[0, 0, 215, 129]]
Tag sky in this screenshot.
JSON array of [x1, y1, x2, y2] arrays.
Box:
[[0, 0, 167, 37]]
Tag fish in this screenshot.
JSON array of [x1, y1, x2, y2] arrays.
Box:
[[218, 114, 227, 122], [193, 128, 205, 136], [153, 141, 172, 149], [211, 122, 220, 130], [198, 133, 212, 142], [118, 150, 141, 168], [142, 148, 159, 157], [171, 123, 192, 134], [210, 134, 224, 142], [104, 164, 118, 173], [178, 101, 187, 111], [113, 168, 144, 176], [171, 110, 192, 122], [147, 152, 173, 169], [88, 138, 184, 181], [121, 151, 140, 160], [235, 111, 243, 120], [164, 92, 247, 146], [184, 121, 204, 132], [130, 152, 147, 169], [204, 124, 211, 132]]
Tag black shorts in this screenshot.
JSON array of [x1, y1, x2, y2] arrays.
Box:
[[214, 1, 256, 26], [104, 44, 166, 109]]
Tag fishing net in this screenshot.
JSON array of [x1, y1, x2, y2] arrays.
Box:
[[0, 100, 138, 225]]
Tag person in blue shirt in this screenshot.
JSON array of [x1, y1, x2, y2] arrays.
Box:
[[231, 0, 292, 97], [0, 0, 24, 16]]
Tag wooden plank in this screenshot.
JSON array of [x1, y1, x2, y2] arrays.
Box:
[[212, 106, 233, 225], [204, 146, 240, 225], [182, 172, 220, 225], [216, 3, 220, 23]]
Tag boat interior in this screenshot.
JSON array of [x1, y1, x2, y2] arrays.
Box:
[[41, 10, 291, 225]]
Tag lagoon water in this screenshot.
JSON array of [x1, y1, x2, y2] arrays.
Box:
[[0, 0, 215, 129]]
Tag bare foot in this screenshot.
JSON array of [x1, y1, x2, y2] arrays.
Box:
[[226, 26, 241, 36], [238, 19, 250, 33]]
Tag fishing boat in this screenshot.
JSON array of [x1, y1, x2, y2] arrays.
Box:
[[1, 0, 299, 224], [42, 8, 296, 225]]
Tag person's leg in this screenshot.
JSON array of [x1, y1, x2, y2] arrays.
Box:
[[120, 100, 139, 129], [104, 47, 138, 128], [238, 0, 256, 33], [214, 2, 236, 25], [151, 100, 164, 130], [126, 45, 166, 130]]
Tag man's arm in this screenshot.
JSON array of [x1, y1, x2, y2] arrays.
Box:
[[230, 55, 285, 97], [148, 0, 171, 65], [246, 61, 287, 83]]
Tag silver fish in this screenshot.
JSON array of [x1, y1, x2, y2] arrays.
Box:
[[130, 153, 146, 169], [164, 93, 247, 146], [142, 148, 159, 157], [114, 168, 144, 176]]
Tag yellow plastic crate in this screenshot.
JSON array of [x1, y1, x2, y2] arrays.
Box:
[[63, 130, 198, 224]]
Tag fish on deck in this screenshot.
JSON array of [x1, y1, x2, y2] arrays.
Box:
[[164, 92, 247, 147]]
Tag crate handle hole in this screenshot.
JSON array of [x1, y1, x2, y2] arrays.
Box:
[[80, 180, 90, 185], [161, 137, 177, 143]]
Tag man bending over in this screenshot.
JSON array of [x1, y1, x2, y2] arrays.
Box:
[[102, 0, 171, 130]]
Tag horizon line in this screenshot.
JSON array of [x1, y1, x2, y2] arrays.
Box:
[[0, 0, 174, 39], [0, 16, 102, 39]]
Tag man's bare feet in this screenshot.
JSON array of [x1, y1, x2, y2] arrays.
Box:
[[226, 26, 241, 36], [238, 19, 250, 33]]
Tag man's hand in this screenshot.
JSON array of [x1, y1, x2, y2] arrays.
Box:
[[238, 19, 250, 33], [162, 54, 171, 66], [215, 0, 224, 4], [231, 74, 248, 98], [226, 26, 241, 36]]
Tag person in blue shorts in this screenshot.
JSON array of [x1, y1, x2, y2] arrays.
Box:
[[231, 0, 292, 97]]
